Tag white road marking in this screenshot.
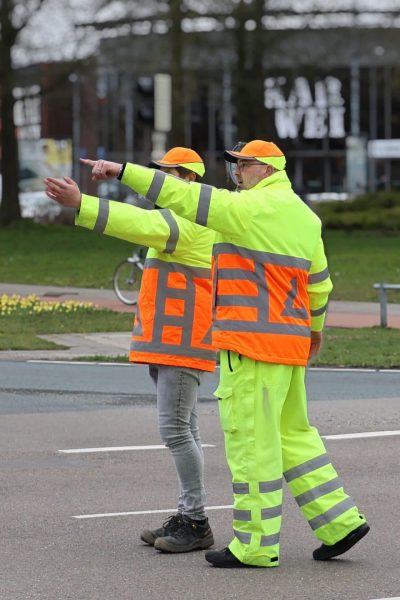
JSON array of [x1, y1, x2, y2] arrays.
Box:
[[369, 597, 400, 599], [28, 360, 131, 366], [59, 444, 215, 454], [309, 367, 376, 372], [73, 504, 233, 519], [324, 430, 400, 440], [26, 360, 400, 373]]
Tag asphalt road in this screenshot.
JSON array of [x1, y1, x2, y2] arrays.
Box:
[[1, 361, 400, 600]]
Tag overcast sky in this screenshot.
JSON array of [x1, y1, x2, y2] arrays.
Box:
[[13, 0, 400, 67]]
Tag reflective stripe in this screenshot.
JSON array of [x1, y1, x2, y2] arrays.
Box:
[[131, 340, 215, 361], [145, 257, 211, 279], [213, 242, 312, 271], [147, 170, 166, 203], [295, 477, 343, 508], [311, 303, 328, 317], [214, 319, 310, 337], [94, 198, 109, 233], [281, 276, 308, 320], [233, 509, 251, 521], [308, 497, 356, 531], [284, 454, 330, 483], [260, 533, 280, 546], [261, 505, 282, 519], [233, 482, 249, 494], [196, 184, 213, 226], [234, 530, 251, 544], [159, 209, 179, 254], [259, 478, 282, 493], [308, 267, 330, 284]]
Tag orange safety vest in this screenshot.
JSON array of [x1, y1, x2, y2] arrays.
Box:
[[210, 243, 313, 366], [117, 164, 332, 368], [130, 256, 216, 372]]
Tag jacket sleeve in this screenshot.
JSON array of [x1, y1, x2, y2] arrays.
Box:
[[307, 237, 333, 332], [75, 194, 204, 257], [120, 163, 257, 236]]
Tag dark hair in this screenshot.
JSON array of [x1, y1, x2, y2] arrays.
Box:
[[176, 166, 199, 180]]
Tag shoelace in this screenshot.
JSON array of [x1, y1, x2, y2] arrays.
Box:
[[173, 517, 206, 539], [162, 514, 182, 530]]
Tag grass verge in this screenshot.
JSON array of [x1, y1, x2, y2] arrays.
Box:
[[313, 327, 400, 368], [0, 310, 132, 351], [1, 221, 400, 302], [323, 230, 400, 302], [0, 220, 135, 289], [70, 328, 400, 369]]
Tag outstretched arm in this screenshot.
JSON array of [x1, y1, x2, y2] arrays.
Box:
[[79, 158, 122, 181], [43, 176, 211, 257], [44, 176, 81, 208]]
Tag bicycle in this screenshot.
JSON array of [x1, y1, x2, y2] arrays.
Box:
[[113, 249, 145, 305]]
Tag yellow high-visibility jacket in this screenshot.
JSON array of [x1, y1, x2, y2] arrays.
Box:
[[76, 194, 217, 371], [119, 164, 333, 366]]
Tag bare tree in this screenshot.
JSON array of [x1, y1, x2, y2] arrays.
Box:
[[0, 0, 49, 224]]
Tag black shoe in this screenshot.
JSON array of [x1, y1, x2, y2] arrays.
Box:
[[205, 547, 253, 568], [313, 522, 370, 561], [154, 515, 214, 553], [140, 514, 183, 546], [206, 547, 274, 568]]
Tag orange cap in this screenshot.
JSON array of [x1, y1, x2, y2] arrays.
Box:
[[224, 140, 286, 170], [150, 147, 205, 177]]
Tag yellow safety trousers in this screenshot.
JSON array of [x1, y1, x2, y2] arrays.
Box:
[[215, 351, 367, 567]]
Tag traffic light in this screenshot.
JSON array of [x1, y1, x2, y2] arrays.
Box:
[[136, 76, 154, 123]]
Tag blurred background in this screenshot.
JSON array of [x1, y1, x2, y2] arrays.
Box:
[[1, 0, 400, 360], [1, 0, 400, 222]]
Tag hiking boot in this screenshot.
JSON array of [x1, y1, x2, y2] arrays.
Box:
[[140, 514, 183, 546], [313, 522, 370, 561], [154, 515, 214, 553]]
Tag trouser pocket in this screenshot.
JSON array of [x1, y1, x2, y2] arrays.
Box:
[[215, 385, 237, 433]]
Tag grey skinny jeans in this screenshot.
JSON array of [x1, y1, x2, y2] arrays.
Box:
[[149, 364, 206, 520]]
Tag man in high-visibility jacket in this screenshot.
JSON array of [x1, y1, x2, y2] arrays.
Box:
[[45, 147, 216, 554], [45, 139, 369, 568]]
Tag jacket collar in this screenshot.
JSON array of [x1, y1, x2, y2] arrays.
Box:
[[251, 170, 292, 191]]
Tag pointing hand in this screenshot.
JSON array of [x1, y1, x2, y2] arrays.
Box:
[[80, 158, 122, 181]]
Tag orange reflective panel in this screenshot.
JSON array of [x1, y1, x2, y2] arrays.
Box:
[[161, 325, 183, 345], [217, 279, 258, 297], [164, 298, 185, 316], [216, 305, 258, 321], [217, 253, 255, 271], [167, 271, 187, 288]]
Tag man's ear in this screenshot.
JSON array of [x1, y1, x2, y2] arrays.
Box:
[[265, 165, 275, 177], [186, 172, 197, 182]]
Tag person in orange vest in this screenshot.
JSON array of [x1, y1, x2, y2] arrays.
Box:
[[44, 147, 216, 554], [51, 139, 369, 569]]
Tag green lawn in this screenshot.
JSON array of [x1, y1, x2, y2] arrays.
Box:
[[0, 222, 399, 302], [0, 310, 133, 351], [0, 302, 399, 367], [0, 220, 135, 289], [75, 326, 400, 368], [324, 230, 400, 302], [313, 326, 400, 368]]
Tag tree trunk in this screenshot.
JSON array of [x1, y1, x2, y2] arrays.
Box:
[[233, 0, 277, 142], [169, 0, 185, 146], [0, 0, 21, 224]]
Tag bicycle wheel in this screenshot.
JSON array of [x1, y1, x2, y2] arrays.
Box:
[[113, 259, 142, 305]]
